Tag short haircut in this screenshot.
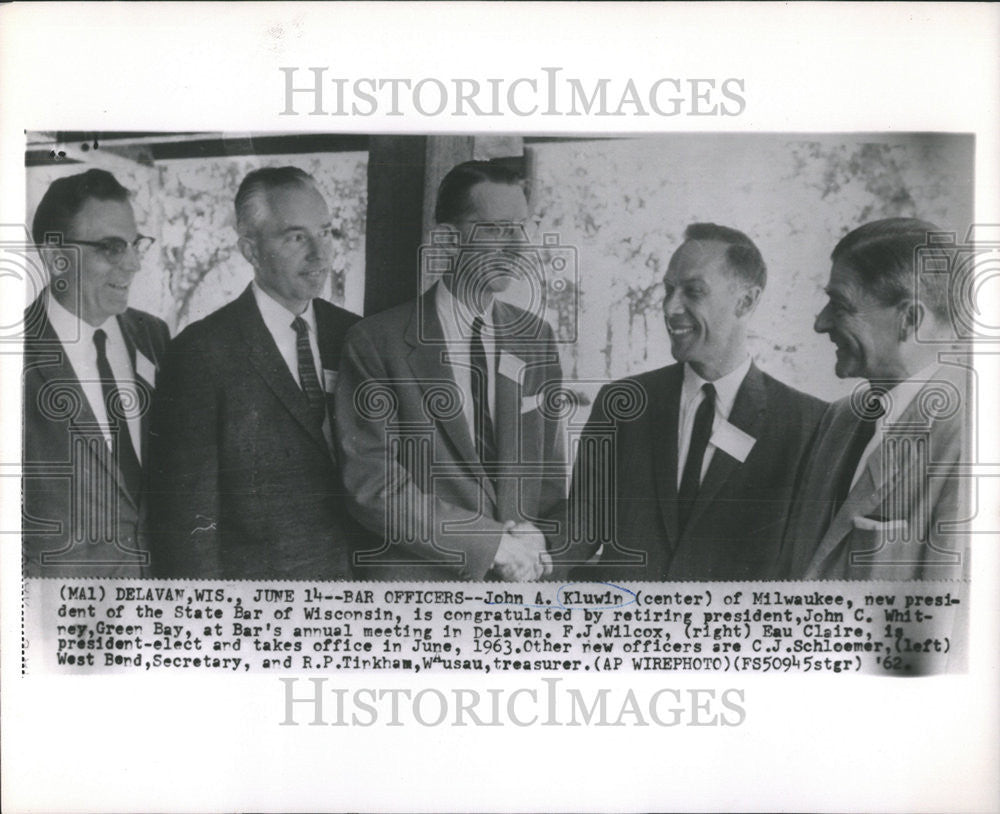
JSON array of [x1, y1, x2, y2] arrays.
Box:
[[832, 217, 950, 323], [31, 169, 131, 246], [434, 160, 524, 225], [235, 166, 318, 237], [681, 222, 767, 289]]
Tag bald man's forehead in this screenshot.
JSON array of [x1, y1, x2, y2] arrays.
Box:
[[667, 239, 732, 277]]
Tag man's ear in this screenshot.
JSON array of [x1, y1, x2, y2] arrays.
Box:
[[735, 285, 762, 318], [237, 236, 258, 269], [42, 245, 77, 279], [898, 298, 925, 340], [433, 222, 462, 245]]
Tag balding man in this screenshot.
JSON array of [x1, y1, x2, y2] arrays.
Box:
[[148, 166, 364, 579], [563, 223, 826, 580]]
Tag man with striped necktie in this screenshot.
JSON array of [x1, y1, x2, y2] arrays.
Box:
[[148, 167, 365, 579]]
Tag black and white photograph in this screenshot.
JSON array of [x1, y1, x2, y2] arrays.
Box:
[[19, 130, 977, 584], [2, 3, 998, 813]]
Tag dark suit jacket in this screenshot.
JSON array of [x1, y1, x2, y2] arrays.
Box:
[[147, 285, 364, 579], [781, 362, 969, 580], [564, 362, 826, 581], [22, 294, 170, 577], [334, 286, 566, 580]]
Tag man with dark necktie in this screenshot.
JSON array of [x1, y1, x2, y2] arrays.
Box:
[[782, 218, 969, 579], [23, 169, 170, 577], [147, 166, 363, 579], [563, 223, 826, 580], [335, 160, 566, 581]]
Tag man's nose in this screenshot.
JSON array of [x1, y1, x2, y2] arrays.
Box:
[[306, 232, 331, 261], [814, 303, 832, 334], [120, 244, 142, 274], [663, 289, 683, 316]]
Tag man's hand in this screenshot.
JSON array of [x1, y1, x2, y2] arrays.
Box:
[[493, 521, 552, 581]]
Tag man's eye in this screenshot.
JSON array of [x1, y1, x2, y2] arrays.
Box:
[[101, 238, 127, 255]]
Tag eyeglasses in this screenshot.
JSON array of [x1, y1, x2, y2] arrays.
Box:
[[461, 221, 538, 243], [64, 235, 156, 263]]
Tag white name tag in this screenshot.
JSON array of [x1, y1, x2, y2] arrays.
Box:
[[323, 369, 338, 394], [710, 418, 756, 463], [498, 351, 523, 382], [135, 351, 157, 386]]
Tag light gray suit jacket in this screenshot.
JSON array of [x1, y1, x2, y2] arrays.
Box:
[[782, 362, 970, 580], [334, 286, 566, 580]]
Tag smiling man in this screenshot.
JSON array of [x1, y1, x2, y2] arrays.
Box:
[[564, 223, 825, 580], [147, 166, 364, 578], [335, 160, 566, 581], [782, 218, 969, 579], [23, 169, 170, 576]]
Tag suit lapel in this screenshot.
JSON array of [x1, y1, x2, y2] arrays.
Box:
[[116, 313, 147, 484], [806, 375, 950, 575], [492, 303, 530, 518], [807, 464, 884, 577], [652, 365, 684, 544], [404, 289, 497, 506], [26, 297, 138, 509], [236, 287, 328, 455], [683, 363, 767, 535]]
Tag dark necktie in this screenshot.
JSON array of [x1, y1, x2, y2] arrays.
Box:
[[292, 316, 326, 427], [833, 388, 886, 510], [93, 328, 142, 496], [677, 382, 716, 532], [470, 315, 497, 467]]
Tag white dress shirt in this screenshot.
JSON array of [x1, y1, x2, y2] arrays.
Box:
[[46, 293, 142, 461], [676, 357, 753, 488], [251, 282, 331, 449], [849, 362, 942, 490], [435, 281, 496, 443]]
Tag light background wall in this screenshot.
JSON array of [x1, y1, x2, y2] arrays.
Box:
[[26, 132, 973, 403]]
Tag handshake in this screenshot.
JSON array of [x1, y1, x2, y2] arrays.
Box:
[[492, 521, 553, 582]]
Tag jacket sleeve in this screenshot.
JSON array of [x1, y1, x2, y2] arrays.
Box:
[[333, 324, 506, 580]]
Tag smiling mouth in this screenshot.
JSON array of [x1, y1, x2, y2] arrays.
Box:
[[668, 324, 697, 337], [107, 282, 130, 292]]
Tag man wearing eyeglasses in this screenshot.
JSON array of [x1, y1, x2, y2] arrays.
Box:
[[23, 168, 170, 577], [335, 160, 566, 581], [147, 166, 365, 579]]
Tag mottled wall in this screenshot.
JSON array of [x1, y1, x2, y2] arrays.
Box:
[[526, 134, 973, 401], [27, 133, 972, 402], [27, 150, 368, 332]]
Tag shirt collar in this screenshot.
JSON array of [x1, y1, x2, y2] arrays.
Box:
[[435, 280, 492, 343], [681, 356, 752, 416], [877, 362, 941, 428], [252, 281, 316, 335], [46, 289, 114, 343]]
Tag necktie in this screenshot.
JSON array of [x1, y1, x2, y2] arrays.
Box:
[[677, 382, 716, 532], [470, 315, 497, 467], [833, 388, 886, 510], [93, 328, 142, 496], [291, 316, 326, 427]]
